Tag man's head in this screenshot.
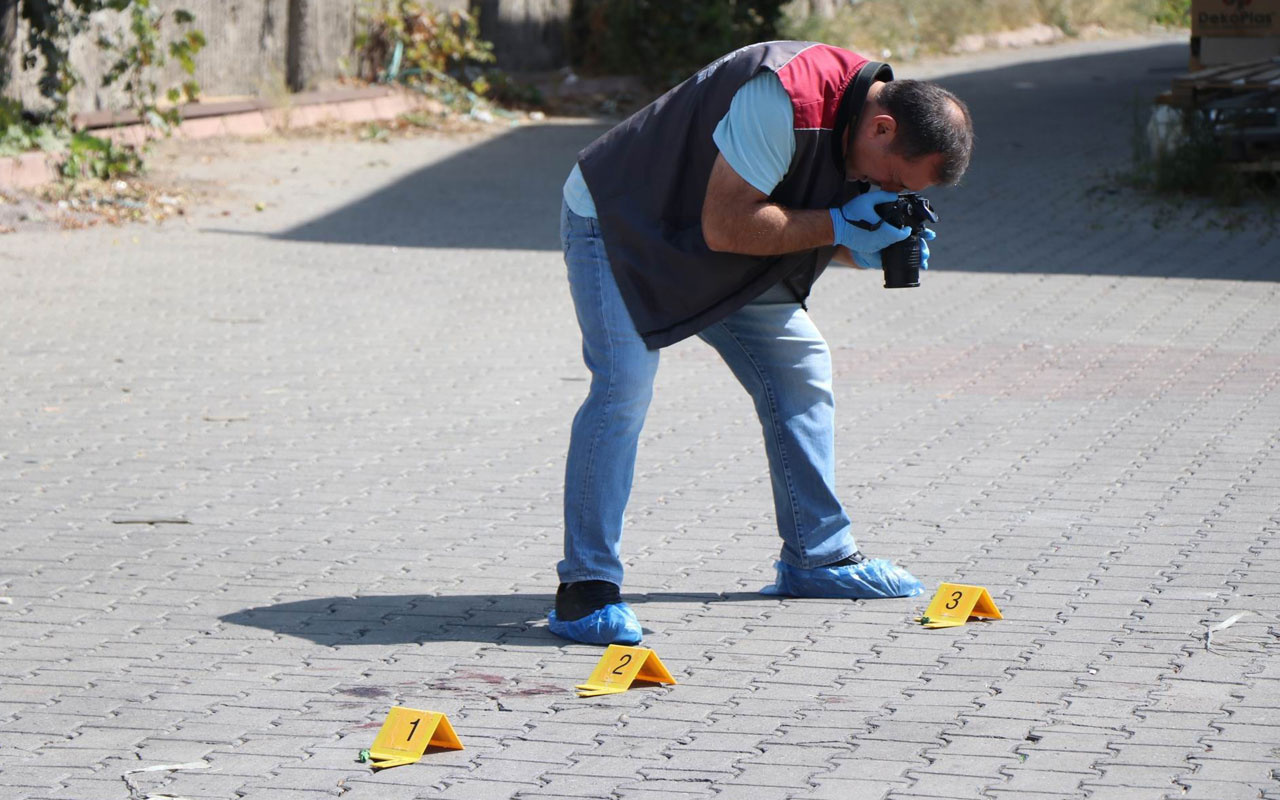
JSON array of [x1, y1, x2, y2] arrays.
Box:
[[846, 79, 974, 193]]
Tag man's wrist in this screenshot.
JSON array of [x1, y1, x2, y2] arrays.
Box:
[[827, 207, 842, 248]]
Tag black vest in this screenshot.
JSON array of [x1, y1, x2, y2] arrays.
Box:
[[579, 41, 891, 349]]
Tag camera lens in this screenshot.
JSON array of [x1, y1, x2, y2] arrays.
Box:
[[882, 233, 921, 289]]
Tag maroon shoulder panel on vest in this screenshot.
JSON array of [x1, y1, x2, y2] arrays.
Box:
[[775, 45, 869, 131]]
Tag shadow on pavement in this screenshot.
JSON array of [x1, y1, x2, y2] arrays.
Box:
[[270, 40, 1279, 282], [271, 122, 606, 252], [925, 40, 1280, 283], [220, 591, 770, 646]]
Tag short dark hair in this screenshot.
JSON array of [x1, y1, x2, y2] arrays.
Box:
[[877, 79, 974, 185]]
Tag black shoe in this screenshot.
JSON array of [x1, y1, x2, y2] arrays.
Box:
[[554, 580, 623, 622], [822, 550, 867, 568]]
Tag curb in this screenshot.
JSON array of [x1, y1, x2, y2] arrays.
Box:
[[0, 151, 58, 190], [0, 86, 434, 191]]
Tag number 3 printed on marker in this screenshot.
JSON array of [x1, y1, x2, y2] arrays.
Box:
[[945, 590, 964, 610]]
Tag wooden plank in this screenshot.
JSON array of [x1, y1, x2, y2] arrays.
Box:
[[1215, 64, 1263, 82], [1174, 58, 1280, 92], [1201, 89, 1280, 110], [1190, 75, 1273, 91], [1175, 64, 1240, 83]]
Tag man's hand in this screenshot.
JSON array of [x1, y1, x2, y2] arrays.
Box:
[[919, 227, 935, 270], [831, 245, 857, 266], [852, 227, 935, 270], [829, 190, 911, 255]]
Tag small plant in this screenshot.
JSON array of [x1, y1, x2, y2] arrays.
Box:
[[0, 98, 62, 156], [355, 0, 496, 101], [1135, 108, 1225, 193], [61, 131, 143, 180], [398, 110, 443, 128], [360, 122, 391, 141], [6, 0, 205, 183], [98, 0, 207, 133], [477, 69, 545, 110], [1122, 101, 1278, 209], [19, 0, 205, 132], [1150, 0, 1190, 28]]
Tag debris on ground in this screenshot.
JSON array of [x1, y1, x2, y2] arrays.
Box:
[[0, 177, 194, 234], [120, 760, 209, 800]]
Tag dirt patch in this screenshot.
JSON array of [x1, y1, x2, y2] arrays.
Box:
[[0, 177, 197, 234]]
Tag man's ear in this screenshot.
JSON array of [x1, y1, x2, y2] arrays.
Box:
[[872, 113, 897, 139]]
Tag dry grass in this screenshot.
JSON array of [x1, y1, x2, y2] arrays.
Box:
[[782, 0, 1187, 61]]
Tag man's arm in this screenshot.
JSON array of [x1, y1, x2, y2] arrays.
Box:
[[830, 245, 858, 266], [701, 153, 835, 256]]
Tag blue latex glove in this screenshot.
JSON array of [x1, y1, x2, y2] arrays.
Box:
[[919, 226, 936, 270], [852, 248, 882, 269], [853, 226, 936, 270], [829, 189, 911, 254]]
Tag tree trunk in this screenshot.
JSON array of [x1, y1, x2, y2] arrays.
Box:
[[286, 0, 317, 92], [478, 0, 571, 71], [0, 0, 18, 92], [794, 0, 842, 18]]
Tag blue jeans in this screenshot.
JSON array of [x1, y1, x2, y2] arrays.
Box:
[[559, 202, 857, 586]]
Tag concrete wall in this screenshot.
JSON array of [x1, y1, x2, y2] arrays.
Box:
[[5, 0, 296, 114], [2, 0, 567, 116]]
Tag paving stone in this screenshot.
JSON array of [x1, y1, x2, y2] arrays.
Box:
[[1, 32, 1277, 800], [804, 776, 908, 800], [1177, 778, 1278, 799]]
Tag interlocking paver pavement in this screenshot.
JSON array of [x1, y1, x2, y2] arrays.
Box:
[[3, 33, 1278, 800]]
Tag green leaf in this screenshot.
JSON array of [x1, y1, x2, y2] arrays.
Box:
[[35, 127, 65, 153], [70, 131, 109, 154], [2, 123, 31, 151], [173, 46, 196, 74]]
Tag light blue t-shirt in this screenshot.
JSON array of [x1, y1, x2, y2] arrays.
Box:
[[562, 71, 795, 219]]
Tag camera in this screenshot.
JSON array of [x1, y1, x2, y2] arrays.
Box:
[[873, 193, 938, 289]]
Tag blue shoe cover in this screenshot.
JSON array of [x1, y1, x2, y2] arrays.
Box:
[[760, 558, 925, 599], [547, 602, 643, 645]]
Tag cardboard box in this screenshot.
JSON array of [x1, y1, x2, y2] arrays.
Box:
[[1194, 34, 1280, 67], [1192, 0, 1280, 37]]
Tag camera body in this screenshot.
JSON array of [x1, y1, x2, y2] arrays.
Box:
[[873, 193, 938, 289]]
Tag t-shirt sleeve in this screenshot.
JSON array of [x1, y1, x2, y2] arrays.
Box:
[[711, 71, 796, 196]]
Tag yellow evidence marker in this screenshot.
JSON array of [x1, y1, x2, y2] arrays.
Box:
[[576, 645, 677, 697], [364, 706, 463, 769], [916, 583, 1003, 629]]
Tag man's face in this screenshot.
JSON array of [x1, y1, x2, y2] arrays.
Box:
[[853, 148, 942, 194], [846, 111, 943, 193]]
